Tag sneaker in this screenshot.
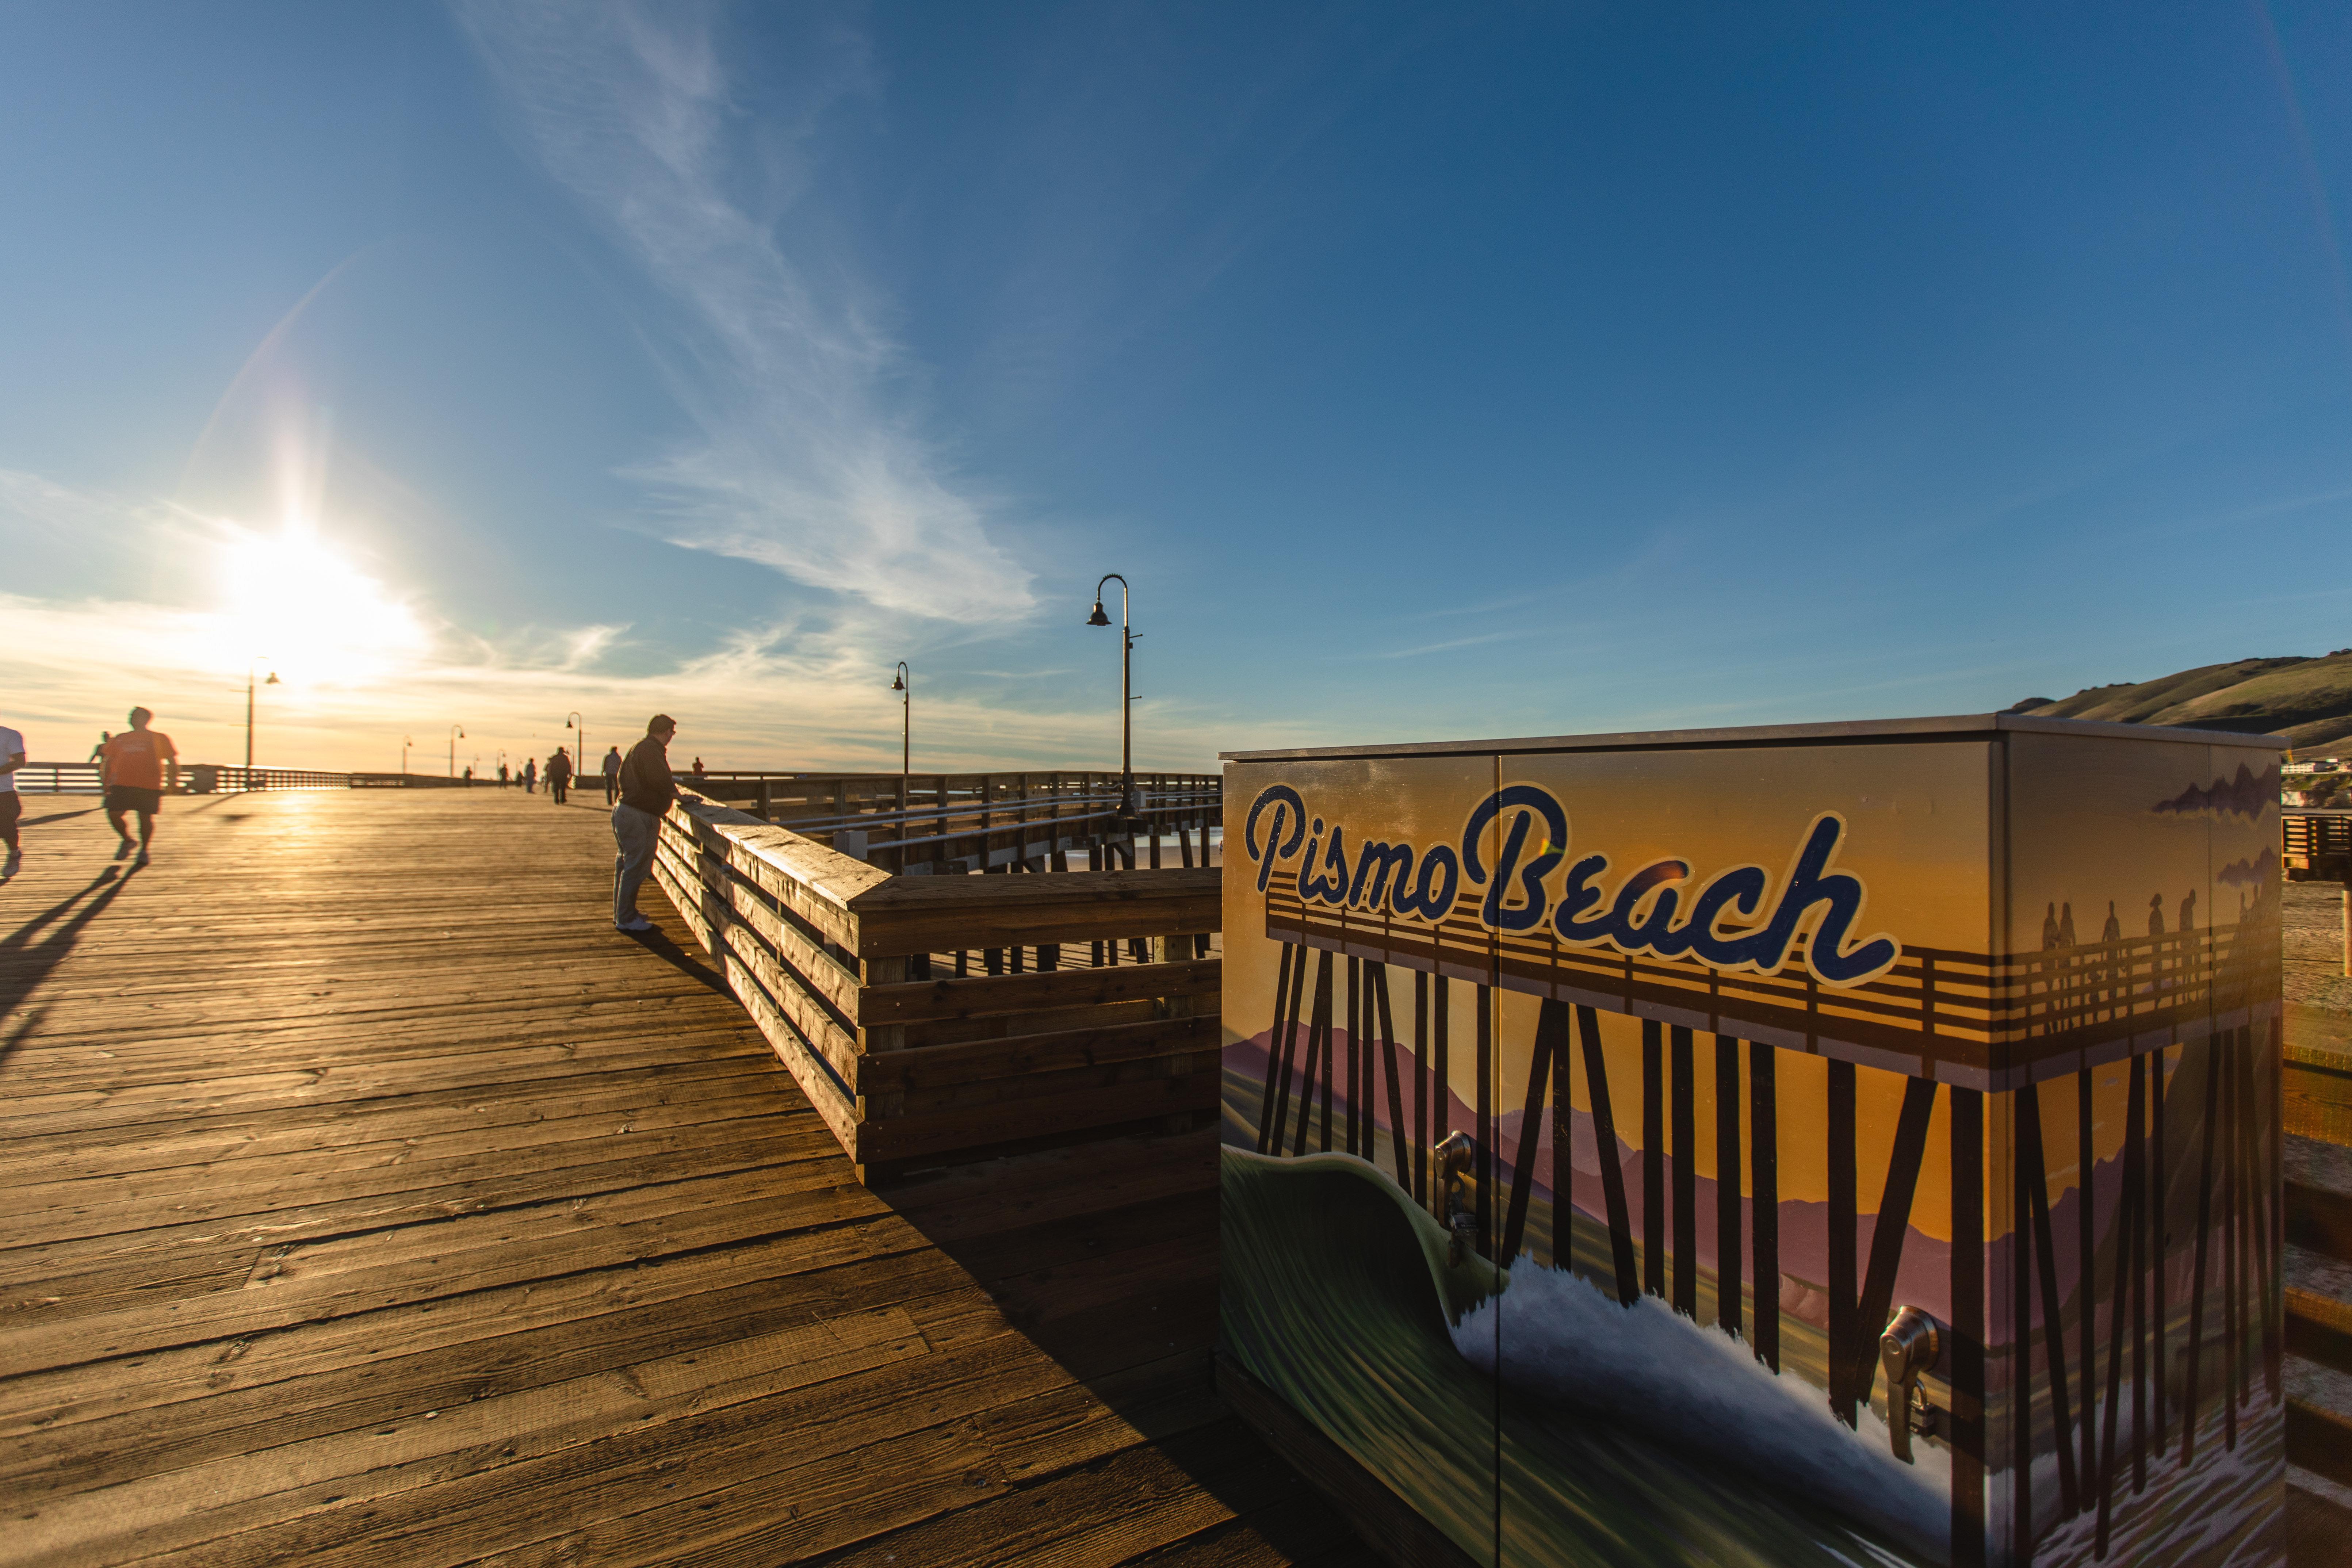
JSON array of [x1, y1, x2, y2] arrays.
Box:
[[114, 839, 133, 861], [2, 852, 19, 879], [616, 916, 655, 933], [134, 849, 150, 867]]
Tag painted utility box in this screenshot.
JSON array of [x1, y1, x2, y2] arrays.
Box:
[[1216, 715, 2282, 1568]]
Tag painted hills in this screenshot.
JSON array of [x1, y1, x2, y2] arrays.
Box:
[[2005, 650, 2352, 751]]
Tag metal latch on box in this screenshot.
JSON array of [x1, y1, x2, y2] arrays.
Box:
[[1432, 1131, 1479, 1266], [1879, 1305, 1943, 1463]]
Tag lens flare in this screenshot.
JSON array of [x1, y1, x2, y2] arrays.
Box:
[[216, 523, 428, 685]]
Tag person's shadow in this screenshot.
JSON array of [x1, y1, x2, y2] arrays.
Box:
[[0, 865, 139, 1028], [620, 920, 735, 1001]]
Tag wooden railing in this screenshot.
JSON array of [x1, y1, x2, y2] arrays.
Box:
[[684, 769, 1220, 875], [649, 787, 1223, 1182], [15, 762, 480, 793], [2288, 809, 2352, 881], [2283, 1043, 2352, 1493]]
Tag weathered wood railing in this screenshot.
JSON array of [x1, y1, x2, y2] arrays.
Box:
[[685, 769, 1220, 875], [650, 787, 1223, 1182]]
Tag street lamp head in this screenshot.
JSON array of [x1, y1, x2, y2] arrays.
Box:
[[890, 673, 904, 692], [1086, 600, 1110, 627], [264, 672, 280, 686]]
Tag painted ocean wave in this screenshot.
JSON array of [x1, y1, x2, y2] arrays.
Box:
[[1451, 1264, 1950, 1565]]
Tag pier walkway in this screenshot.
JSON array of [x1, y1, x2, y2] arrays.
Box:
[[0, 789, 1369, 1567]]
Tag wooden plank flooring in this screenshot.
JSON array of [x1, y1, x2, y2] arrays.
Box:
[[0, 789, 1371, 1568]]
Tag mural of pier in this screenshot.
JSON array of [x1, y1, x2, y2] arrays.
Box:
[[1217, 715, 2285, 1568]]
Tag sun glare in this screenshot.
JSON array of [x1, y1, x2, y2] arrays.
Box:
[[217, 524, 428, 686]]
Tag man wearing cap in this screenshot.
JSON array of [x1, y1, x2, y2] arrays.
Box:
[[611, 714, 678, 933]]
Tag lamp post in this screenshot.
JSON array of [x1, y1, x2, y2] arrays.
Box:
[[402, 735, 414, 775], [565, 712, 584, 781], [245, 658, 279, 777], [889, 663, 910, 777], [449, 723, 465, 778], [1086, 574, 1136, 817]]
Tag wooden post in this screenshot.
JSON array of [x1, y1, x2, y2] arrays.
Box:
[[1828, 1059, 1857, 1424], [1644, 1021, 1664, 1298], [1432, 981, 1450, 1214], [1850, 1076, 1938, 1414], [1578, 1005, 1641, 1305], [1499, 1002, 1560, 1267], [1951, 1085, 1986, 1568], [1374, 966, 1409, 1184], [1715, 1035, 1741, 1338], [1266, 945, 1310, 1155], [2095, 1056, 2149, 1556], [2154, 1045, 2169, 1454], [2078, 1065, 2097, 1481], [1671, 1026, 1696, 1318], [1320, 957, 1337, 1153], [2021, 1081, 2084, 1515], [2223, 1028, 2240, 1453], [1751, 1039, 1779, 1371], [1346, 956, 1362, 1155], [2012, 1098, 2036, 1564], [1414, 974, 1431, 1206], [1477, 985, 1494, 1261]]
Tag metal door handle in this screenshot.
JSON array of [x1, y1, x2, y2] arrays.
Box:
[[1879, 1305, 1942, 1463]]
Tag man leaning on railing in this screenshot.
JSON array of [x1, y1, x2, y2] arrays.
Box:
[[611, 714, 679, 935]]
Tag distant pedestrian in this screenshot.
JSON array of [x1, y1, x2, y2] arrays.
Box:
[[498, 762, 509, 789], [463, 764, 474, 784], [611, 714, 678, 933], [523, 757, 537, 794], [691, 757, 705, 778], [549, 746, 573, 805], [100, 707, 177, 866], [0, 717, 24, 879], [87, 730, 110, 763], [601, 745, 622, 806]]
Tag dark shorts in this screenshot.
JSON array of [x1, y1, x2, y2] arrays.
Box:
[[107, 785, 162, 815]]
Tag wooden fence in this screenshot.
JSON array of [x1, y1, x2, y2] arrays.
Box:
[[649, 787, 1224, 1182], [685, 769, 1220, 875]]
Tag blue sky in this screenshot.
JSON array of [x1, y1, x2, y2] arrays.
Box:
[[3, 1, 2348, 772]]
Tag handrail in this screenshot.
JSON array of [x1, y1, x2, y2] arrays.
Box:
[[647, 787, 1221, 1181]]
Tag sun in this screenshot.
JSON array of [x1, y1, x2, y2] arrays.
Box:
[[217, 523, 429, 686]]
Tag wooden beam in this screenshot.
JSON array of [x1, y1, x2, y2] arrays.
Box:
[[1751, 1038, 1779, 1372], [1577, 1004, 1639, 1306], [858, 958, 1220, 1026], [1714, 1034, 1741, 1339], [852, 1014, 1219, 1095]]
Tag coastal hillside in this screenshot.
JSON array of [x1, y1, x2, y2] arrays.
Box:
[[2005, 650, 2352, 750]]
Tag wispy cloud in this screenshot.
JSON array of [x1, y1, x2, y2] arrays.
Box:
[[454, 0, 1034, 624]]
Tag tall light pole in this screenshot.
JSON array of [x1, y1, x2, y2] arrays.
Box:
[[245, 658, 279, 775], [889, 663, 910, 777], [565, 712, 584, 778], [1087, 574, 1136, 816], [448, 723, 465, 778], [403, 735, 414, 775]]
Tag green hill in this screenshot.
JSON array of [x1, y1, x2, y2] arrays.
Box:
[[2005, 650, 2352, 751]]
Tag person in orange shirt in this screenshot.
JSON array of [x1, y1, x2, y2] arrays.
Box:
[[99, 707, 178, 865]]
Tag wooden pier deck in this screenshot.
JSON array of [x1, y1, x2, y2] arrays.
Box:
[[0, 789, 1370, 1568]]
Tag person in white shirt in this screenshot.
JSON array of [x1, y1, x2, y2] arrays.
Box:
[[0, 720, 25, 877]]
